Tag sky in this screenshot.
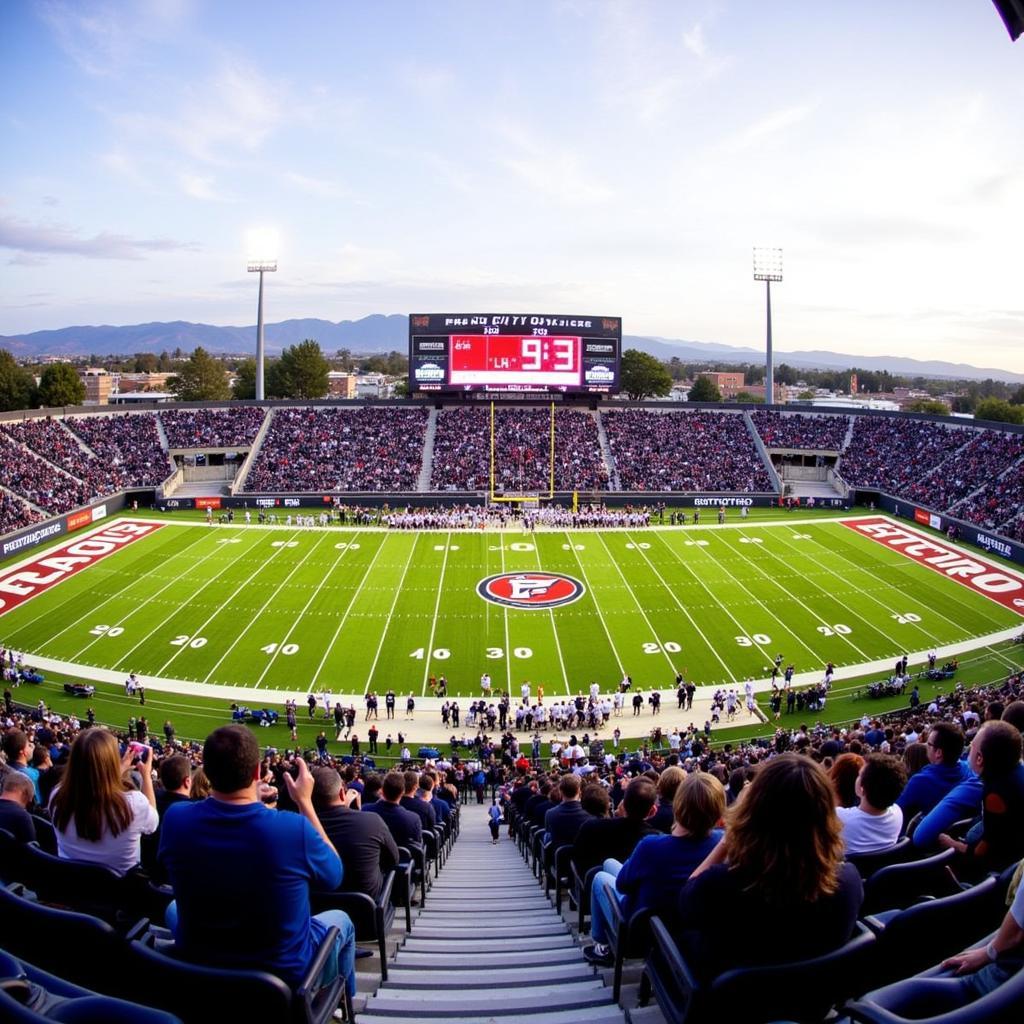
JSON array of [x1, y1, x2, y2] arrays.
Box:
[[0, 1, 1022, 371]]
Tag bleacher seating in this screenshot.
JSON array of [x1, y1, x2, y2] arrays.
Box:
[[160, 407, 266, 449], [751, 409, 850, 449], [65, 413, 173, 487]]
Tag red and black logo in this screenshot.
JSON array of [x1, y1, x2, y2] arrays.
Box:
[[477, 572, 586, 609]]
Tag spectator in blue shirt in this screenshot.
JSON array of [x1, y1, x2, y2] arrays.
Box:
[[899, 722, 972, 824], [584, 772, 725, 966]]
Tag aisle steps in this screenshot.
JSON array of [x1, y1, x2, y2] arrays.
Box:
[[356, 805, 635, 1023]]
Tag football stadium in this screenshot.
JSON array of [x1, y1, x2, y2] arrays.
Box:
[[4, 4, 1024, 1024]]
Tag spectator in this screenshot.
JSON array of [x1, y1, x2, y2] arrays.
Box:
[[160, 408, 266, 449], [311, 766, 399, 902], [897, 722, 970, 822], [544, 774, 590, 849], [363, 771, 423, 852], [158, 725, 357, 1000], [751, 411, 850, 450], [0, 770, 37, 843], [571, 776, 659, 878], [835, 754, 906, 855], [50, 728, 158, 875], [829, 753, 866, 809], [675, 754, 863, 983], [66, 413, 173, 487], [584, 771, 725, 966]]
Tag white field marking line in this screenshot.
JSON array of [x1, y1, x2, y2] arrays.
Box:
[[654, 530, 823, 667], [596, 531, 678, 677], [421, 532, 453, 696], [363, 533, 421, 692], [499, 541, 512, 694], [253, 535, 361, 687], [15, 526, 211, 649], [771, 525, 953, 649], [985, 644, 1023, 673], [806, 521, 1013, 640], [310, 534, 392, 688], [620, 531, 736, 684], [563, 532, 625, 676], [146, 530, 302, 677], [724, 527, 880, 660], [109, 529, 280, 672], [710, 527, 873, 663], [532, 536, 571, 696], [202, 533, 333, 684]]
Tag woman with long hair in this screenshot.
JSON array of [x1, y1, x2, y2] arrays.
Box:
[[829, 752, 866, 808], [677, 753, 863, 982], [50, 728, 158, 876]]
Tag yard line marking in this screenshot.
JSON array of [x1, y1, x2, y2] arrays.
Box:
[[364, 534, 421, 692], [563, 532, 624, 676], [201, 533, 333, 683], [14, 528, 210, 647], [721, 528, 876, 660], [619, 531, 736, 683], [421, 533, 452, 695], [770, 526, 949, 648], [652, 531, 822, 666], [596, 532, 677, 677], [310, 534, 391, 688], [110, 529, 279, 671], [533, 537, 570, 696], [806, 522, 1004, 640], [254, 535, 361, 687]]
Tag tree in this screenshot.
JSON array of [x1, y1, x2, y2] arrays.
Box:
[[688, 375, 722, 403], [1010, 385, 1024, 406], [133, 353, 159, 373], [619, 349, 673, 401], [168, 347, 232, 401], [0, 350, 37, 411], [271, 339, 330, 399], [974, 397, 1024, 425], [232, 358, 257, 400], [905, 399, 949, 416], [798, 389, 816, 400], [950, 396, 974, 414], [37, 362, 85, 407], [732, 391, 762, 404]]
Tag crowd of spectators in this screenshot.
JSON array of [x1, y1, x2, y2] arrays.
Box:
[[0, 489, 41, 534], [66, 412, 174, 487], [430, 408, 608, 492], [0, 430, 97, 515], [948, 448, 1024, 534], [750, 410, 850, 450], [243, 407, 428, 493], [838, 417, 970, 495], [159, 407, 267, 449], [603, 410, 773, 492], [0, 418, 121, 496]]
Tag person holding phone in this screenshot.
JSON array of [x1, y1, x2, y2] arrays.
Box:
[[49, 728, 158, 875]]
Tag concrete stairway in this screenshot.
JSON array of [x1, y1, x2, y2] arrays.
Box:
[[356, 806, 628, 1023], [416, 408, 438, 492]]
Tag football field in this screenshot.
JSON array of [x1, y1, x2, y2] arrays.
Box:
[[2, 513, 1022, 700]]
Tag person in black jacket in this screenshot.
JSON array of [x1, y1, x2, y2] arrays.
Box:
[[572, 776, 659, 876], [363, 771, 423, 852], [544, 774, 590, 848]]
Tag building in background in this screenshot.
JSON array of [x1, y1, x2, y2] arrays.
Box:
[[78, 367, 111, 405]]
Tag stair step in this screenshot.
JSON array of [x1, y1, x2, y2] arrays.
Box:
[[418, 898, 551, 911], [394, 947, 582, 968], [363, 982, 611, 1017], [357, 1010, 625, 1024], [407, 922, 568, 940], [401, 933, 574, 953], [385, 963, 595, 989]]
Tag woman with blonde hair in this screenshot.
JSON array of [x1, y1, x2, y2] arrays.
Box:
[[677, 754, 863, 981], [50, 727, 158, 876]]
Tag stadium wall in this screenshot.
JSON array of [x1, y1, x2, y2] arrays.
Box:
[[0, 492, 137, 561]]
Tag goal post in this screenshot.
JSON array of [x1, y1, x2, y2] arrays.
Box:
[[489, 400, 556, 504]]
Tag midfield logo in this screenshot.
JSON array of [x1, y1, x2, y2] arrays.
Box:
[[477, 572, 586, 609]]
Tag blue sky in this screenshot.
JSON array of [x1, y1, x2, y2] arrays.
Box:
[[1, 1, 1022, 371]]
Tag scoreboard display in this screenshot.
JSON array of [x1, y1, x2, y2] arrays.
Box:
[[409, 313, 621, 394]]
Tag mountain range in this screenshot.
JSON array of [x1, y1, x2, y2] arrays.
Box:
[[1, 314, 1021, 384]]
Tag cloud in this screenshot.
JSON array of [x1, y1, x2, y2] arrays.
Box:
[[683, 23, 707, 59], [726, 103, 818, 152], [41, 195, 60, 207], [283, 172, 349, 199], [7, 253, 49, 267], [179, 173, 228, 201], [0, 215, 199, 260]]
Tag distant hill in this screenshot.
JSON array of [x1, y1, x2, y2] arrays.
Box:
[[1, 314, 1021, 383]]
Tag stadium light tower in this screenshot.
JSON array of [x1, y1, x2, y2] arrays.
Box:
[[753, 247, 783, 406], [247, 228, 279, 401]]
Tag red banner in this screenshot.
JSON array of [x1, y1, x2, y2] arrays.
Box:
[[66, 510, 93, 532], [195, 497, 222, 510], [0, 520, 162, 616], [914, 509, 931, 525], [844, 517, 1024, 616]]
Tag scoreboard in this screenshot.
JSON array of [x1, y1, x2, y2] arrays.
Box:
[[409, 313, 621, 394]]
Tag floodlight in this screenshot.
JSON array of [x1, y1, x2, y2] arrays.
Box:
[[246, 229, 279, 402], [753, 247, 783, 405]]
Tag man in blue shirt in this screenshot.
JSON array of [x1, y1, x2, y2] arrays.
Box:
[[159, 726, 356, 1000], [899, 722, 973, 824]]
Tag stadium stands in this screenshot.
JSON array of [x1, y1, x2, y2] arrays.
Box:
[[430, 407, 608, 492], [0, 431, 97, 516], [159, 407, 267, 449], [243, 407, 428, 493], [750, 409, 850, 449], [65, 413, 173, 487], [0, 489, 42, 534], [603, 410, 773, 492]]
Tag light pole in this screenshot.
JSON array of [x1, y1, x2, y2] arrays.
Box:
[[753, 247, 783, 406], [247, 257, 277, 401]]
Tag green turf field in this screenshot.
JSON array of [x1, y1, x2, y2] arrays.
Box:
[[1, 513, 1020, 698]]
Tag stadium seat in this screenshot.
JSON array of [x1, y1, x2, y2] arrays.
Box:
[[568, 861, 601, 933], [861, 848, 958, 916], [543, 843, 573, 909], [312, 868, 397, 981], [639, 914, 877, 1024], [0, 950, 182, 1024], [602, 879, 657, 1004], [846, 836, 914, 879], [28, 816, 57, 856], [862, 876, 1004, 988]]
